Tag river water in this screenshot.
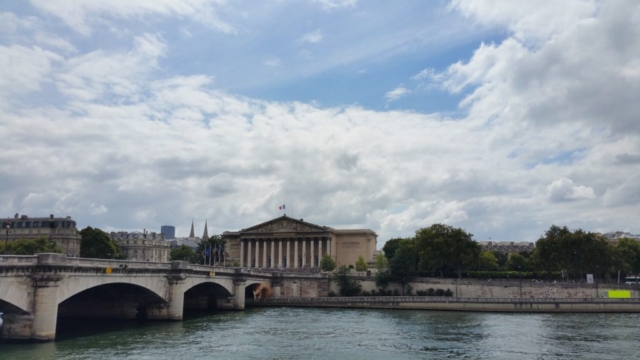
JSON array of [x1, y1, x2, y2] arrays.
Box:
[[1, 308, 639, 359]]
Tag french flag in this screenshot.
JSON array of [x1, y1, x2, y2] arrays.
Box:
[[279, 204, 286, 210]]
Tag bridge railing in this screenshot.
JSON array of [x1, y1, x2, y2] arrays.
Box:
[[65, 257, 173, 269]]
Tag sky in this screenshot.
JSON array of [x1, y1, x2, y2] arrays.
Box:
[[1, 0, 639, 246]]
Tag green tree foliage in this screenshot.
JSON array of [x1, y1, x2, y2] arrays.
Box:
[[389, 246, 417, 295], [415, 224, 480, 278], [197, 235, 226, 264], [80, 227, 124, 259], [332, 265, 362, 296], [374, 252, 389, 270], [375, 268, 392, 289], [382, 237, 413, 260], [492, 251, 509, 269], [0, 237, 62, 255], [170, 245, 200, 263], [355, 255, 368, 271], [612, 238, 640, 275], [320, 254, 337, 271], [532, 225, 612, 278], [506, 253, 532, 271], [477, 251, 499, 270]]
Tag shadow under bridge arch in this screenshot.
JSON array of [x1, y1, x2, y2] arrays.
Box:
[[183, 281, 235, 311], [58, 283, 168, 321]]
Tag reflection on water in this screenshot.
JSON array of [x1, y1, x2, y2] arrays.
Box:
[[1, 308, 639, 360]]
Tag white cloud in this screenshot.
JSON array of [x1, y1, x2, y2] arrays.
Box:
[[300, 29, 323, 44], [314, 0, 357, 11], [263, 58, 282, 67], [0, 45, 62, 96], [547, 178, 595, 202], [385, 86, 411, 102], [29, 0, 234, 36]]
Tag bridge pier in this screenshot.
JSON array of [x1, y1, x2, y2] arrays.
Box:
[[233, 279, 246, 310], [30, 275, 62, 341]]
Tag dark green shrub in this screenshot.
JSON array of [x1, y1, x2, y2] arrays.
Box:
[[328, 290, 336, 297], [434, 289, 445, 296], [427, 288, 435, 296], [393, 289, 400, 296], [444, 289, 453, 297], [361, 290, 371, 296], [416, 290, 428, 296]]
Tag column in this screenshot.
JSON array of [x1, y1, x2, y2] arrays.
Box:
[[294, 240, 299, 268], [302, 239, 306, 267], [247, 239, 252, 267], [240, 240, 245, 268], [263, 239, 267, 268], [319, 238, 323, 262], [278, 240, 283, 268], [311, 239, 315, 268], [270, 239, 275, 268], [286, 240, 291, 268], [255, 239, 260, 268], [326, 238, 331, 257]]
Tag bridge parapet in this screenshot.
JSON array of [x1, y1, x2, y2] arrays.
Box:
[[0, 255, 38, 267]]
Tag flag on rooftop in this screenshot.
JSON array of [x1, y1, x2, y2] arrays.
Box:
[[279, 204, 285, 210]]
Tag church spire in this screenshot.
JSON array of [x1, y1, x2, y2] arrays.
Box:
[[189, 219, 195, 238], [202, 219, 209, 240]]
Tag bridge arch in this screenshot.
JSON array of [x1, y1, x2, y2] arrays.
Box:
[[0, 281, 32, 314], [58, 282, 168, 320], [56, 276, 168, 305]]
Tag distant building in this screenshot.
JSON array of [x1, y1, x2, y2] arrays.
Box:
[[160, 225, 175, 240], [1, 213, 81, 257], [601, 231, 640, 241], [222, 215, 377, 268], [110, 230, 170, 262], [169, 238, 200, 250], [477, 241, 534, 255]]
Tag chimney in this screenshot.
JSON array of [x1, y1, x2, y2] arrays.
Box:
[[14, 213, 19, 219], [50, 214, 54, 219]]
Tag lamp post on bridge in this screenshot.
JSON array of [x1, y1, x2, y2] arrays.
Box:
[[3, 220, 11, 255]]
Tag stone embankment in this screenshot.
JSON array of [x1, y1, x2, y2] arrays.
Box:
[[252, 296, 640, 313]]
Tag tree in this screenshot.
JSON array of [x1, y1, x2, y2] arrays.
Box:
[[80, 227, 124, 259], [355, 255, 368, 271], [613, 238, 640, 275], [332, 265, 362, 296], [197, 235, 226, 265], [0, 237, 62, 255], [170, 245, 200, 263], [532, 225, 612, 279], [506, 253, 532, 271], [375, 252, 389, 270], [414, 224, 480, 278], [320, 254, 337, 271], [492, 251, 509, 269], [389, 246, 417, 295], [477, 251, 499, 271], [382, 237, 413, 260]]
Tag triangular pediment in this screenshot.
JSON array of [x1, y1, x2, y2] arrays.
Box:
[[241, 216, 329, 233]]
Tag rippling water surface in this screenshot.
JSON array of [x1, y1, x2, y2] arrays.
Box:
[[2, 308, 639, 359]]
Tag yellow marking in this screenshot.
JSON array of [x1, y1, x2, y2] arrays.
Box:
[[105, 266, 112, 275], [608, 290, 631, 298]]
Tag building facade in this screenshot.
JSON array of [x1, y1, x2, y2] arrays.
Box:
[[222, 215, 377, 269], [110, 230, 170, 262], [160, 225, 176, 240], [478, 241, 535, 254], [1, 213, 81, 257]]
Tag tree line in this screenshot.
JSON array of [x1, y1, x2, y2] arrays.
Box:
[[375, 224, 640, 290]]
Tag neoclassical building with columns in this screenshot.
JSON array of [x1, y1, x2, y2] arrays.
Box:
[[222, 215, 377, 269]]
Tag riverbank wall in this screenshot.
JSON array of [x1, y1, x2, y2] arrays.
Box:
[[251, 296, 640, 313]]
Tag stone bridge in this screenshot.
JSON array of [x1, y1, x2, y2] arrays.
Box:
[[0, 253, 285, 341]]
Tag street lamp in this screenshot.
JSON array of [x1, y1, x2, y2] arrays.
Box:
[[3, 221, 11, 255]]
